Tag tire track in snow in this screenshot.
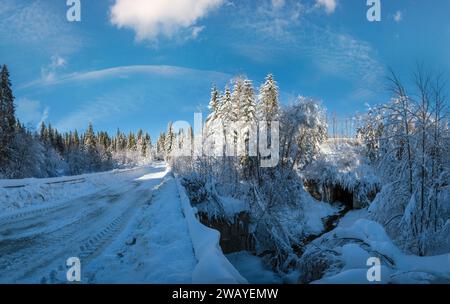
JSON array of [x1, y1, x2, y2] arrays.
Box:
[[0, 169, 162, 283]]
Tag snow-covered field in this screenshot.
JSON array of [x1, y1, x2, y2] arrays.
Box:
[[0, 163, 244, 283]]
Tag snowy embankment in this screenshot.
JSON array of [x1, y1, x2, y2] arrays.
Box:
[[175, 176, 248, 284], [307, 217, 450, 284]]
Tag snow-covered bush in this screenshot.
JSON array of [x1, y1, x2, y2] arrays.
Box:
[[360, 69, 450, 255]]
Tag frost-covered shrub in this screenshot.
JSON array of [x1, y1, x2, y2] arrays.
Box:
[[181, 174, 209, 205]]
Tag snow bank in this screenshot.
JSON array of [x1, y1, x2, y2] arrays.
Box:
[[312, 219, 450, 284], [175, 176, 248, 284]]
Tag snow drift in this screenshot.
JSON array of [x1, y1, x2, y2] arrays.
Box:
[[174, 175, 248, 284]]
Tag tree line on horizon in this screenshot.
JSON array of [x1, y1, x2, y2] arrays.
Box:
[[0, 65, 153, 179]]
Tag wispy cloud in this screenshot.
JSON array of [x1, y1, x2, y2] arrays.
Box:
[[55, 89, 144, 131], [306, 27, 383, 86], [40, 55, 68, 83], [21, 65, 231, 89], [0, 0, 83, 55], [24, 65, 231, 131], [230, 0, 384, 100]]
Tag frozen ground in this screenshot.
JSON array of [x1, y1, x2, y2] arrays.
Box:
[[0, 163, 243, 283]]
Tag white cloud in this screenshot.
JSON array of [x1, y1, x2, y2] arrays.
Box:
[[16, 98, 49, 129], [41, 55, 67, 82], [109, 0, 224, 41], [315, 0, 337, 14], [394, 11, 402, 22]]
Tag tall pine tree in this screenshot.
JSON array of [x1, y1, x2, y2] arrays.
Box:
[[258, 74, 279, 122], [0, 65, 16, 173]]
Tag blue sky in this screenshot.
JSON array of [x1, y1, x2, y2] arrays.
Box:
[[1, 0, 449, 139]]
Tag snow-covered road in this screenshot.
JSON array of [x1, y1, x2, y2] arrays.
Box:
[[0, 164, 199, 283]]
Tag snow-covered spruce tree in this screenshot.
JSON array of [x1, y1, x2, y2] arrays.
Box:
[[140, 132, 152, 160], [97, 131, 113, 171], [156, 132, 166, 160], [204, 85, 222, 159], [65, 129, 86, 175], [230, 77, 245, 123], [8, 122, 45, 178], [217, 86, 236, 182], [258, 74, 280, 123], [83, 122, 101, 172], [239, 79, 257, 179], [218, 86, 232, 125], [0, 65, 16, 177], [38, 123, 67, 177], [256, 74, 280, 183], [208, 85, 220, 118], [165, 122, 175, 161]]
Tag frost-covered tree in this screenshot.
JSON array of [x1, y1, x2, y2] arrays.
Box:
[[258, 74, 280, 122], [365, 68, 450, 255], [356, 108, 384, 163], [279, 97, 327, 170], [165, 123, 175, 159], [156, 132, 166, 160], [218, 86, 232, 125], [241, 79, 256, 123], [0, 65, 16, 175], [208, 85, 220, 115], [230, 77, 245, 122]]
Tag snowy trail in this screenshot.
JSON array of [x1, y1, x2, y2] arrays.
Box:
[[0, 164, 198, 283]]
